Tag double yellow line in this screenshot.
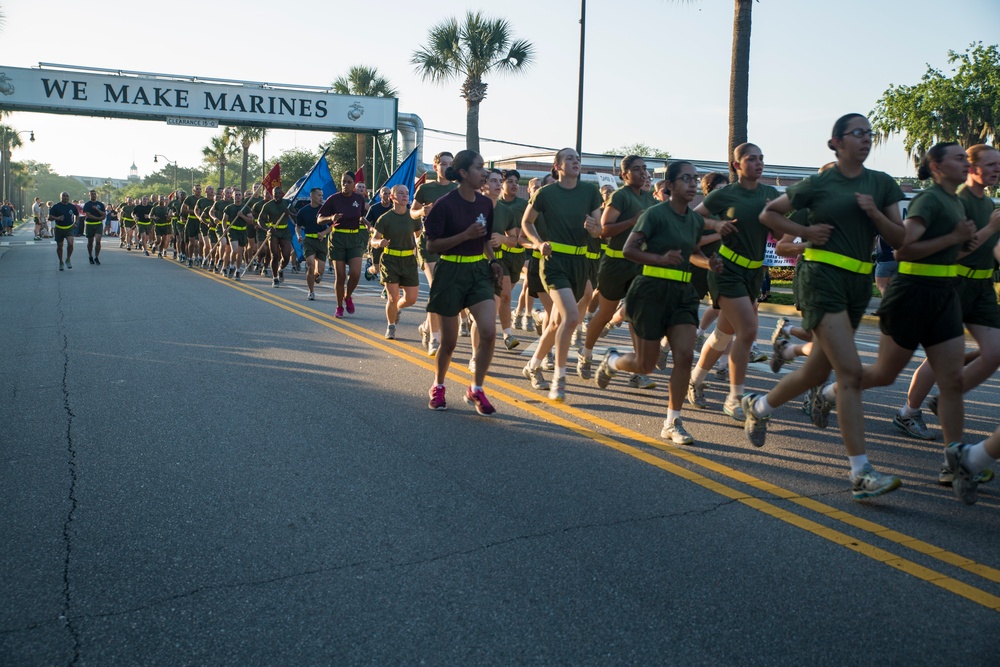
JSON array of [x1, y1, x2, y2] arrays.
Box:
[[188, 265, 1000, 612]]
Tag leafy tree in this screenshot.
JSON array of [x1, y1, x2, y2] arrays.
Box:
[[604, 144, 671, 160], [0, 124, 25, 202], [412, 12, 534, 153], [201, 132, 239, 189], [871, 42, 1000, 167], [274, 147, 322, 192], [226, 126, 267, 192], [331, 67, 397, 175], [323, 132, 397, 189]]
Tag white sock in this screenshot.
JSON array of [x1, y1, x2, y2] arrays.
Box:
[[666, 409, 681, 423], [607, 353, 621, 371], [503, 328, 512, 337], [470, 384, 482, 392], [555, 366, 567, 379], [696, 328, 704, 337], [691, 366, 710, 385], [528, 356, 541, 370], [848, 454, 870, 478], [754, 395, 774, 417], [781, 323, 792, 337], [729, 384, 744, 401], [431, 333, 441, 343], [781, 344, 797, 361], [900, 403, 920, 418], [822, 383, 837, 402], [582, 347, 593, 360], [966, 442, 996, 475]]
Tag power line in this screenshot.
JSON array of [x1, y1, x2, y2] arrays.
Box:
[[423, 127, 558, 153]]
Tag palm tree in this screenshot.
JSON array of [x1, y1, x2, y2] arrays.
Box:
[[0, 125, 23, 202], [412, 12, 534, 153], [332, 66, 397, 178], [201, 132, 237, 189], [227, 126, 267, 192], [728, 0, 753, 181]]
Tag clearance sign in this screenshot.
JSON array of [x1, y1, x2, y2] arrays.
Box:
[[0, 65, 397, 133]]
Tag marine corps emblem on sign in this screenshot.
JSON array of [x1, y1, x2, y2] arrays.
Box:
[[0, 73, 15, 96], [347, 102, 364, 121]]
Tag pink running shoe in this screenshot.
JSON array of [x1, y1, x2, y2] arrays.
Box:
[[345, 296, 355, 314], [464, 387, 496, 415], [428, 385, 447, 410], [335, 306, 344, 319]]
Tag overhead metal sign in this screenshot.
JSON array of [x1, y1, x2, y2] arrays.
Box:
[[0, 65, 397, 133]]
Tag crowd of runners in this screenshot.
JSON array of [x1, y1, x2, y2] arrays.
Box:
[[46, 112, 1000, 505]]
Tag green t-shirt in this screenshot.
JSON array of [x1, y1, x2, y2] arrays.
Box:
[[786, 166, 904, 263], [528, 181, 603, 247], [168, 199, 182, 221], [209, 201, 228, 228], [249, 197, 266, 223], [495, 196, 528, 236], [606, 186, 656, 250], [414, 181, 458, 207], [150, 205, 170, 224], [195, 197, 214, 222], [906, 183, 966, 267], [701, 181, 780, 261], [375, 210, 421, 250], [957, 184, 999, 270], [223, 203, 247, 227], [259, 200, 289, 227], [182, 195, 199, 219], [633, 202, 705, 273], [120, 205, 135, 221]]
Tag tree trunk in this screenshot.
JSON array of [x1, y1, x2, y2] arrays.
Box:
[[728, 0, 753, 181], [241, 144, 250, 192], [356, 134, 367, 180], [466, 99, 481, 154], [219, 158, 226, 190]]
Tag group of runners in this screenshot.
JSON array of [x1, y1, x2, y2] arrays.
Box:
[[53, 112, 1000, 506], [407, 114, 1000, 507]]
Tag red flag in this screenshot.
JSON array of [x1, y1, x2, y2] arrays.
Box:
[[354, 167, 364, 185], [261, 163, 282, 194], [414, 172, 427, 189]]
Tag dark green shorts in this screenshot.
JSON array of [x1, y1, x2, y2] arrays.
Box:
[[155, 225, 172, 238], [380, 253, 420, 287], [255, 228, 269, 243], [55, 227, 74, 242], [879, 276, 963, 350], [228, 230, 248, 247], [85, 224, 103, 239], [541, 252, 589, 301], [270, 225, 293, 242], [625, 275, 700, 341], [172, 221, 183, 236], [137, 223, 153, 235], [499, 249, 526, 280], [417, 233, 439, 267], [527, 255, 545, 297], [798, 261, 872, 332], [956, 276, 1000, 329], [427, 259, 495, 316], [707, 258, 764, 308], [597, 255, 639, 302], [208, 229, 219, 244], [303, 237, 327, 261], [185, 221, 201, 241], [329, 231, 364, 262], [122, 220, 136, 229]]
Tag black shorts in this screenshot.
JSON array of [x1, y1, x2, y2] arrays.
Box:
[[597, 255, 639, 302], [55, 227, 74, 242], [85, 224, 103, 239], [625, 275, 700, 340], [499, 249, 526, 280], [798, 261, 871, 332], [956, 276, 1000, 329], [527, 255, 545, 298], [426, 260, 494, 316], [155, 225, 172, 238], [879, 276, 963, 350], [707, 258, 764, 308], [541, 252, 589, 301]]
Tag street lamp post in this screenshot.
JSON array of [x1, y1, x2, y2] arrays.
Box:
[[0, 128, 35, 203], [153, 154, 178, 190]]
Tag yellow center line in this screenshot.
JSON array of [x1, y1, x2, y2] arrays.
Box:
[[184, 266, 1000, 610]]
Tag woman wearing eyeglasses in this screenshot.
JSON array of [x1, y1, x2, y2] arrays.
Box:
[[594, 161, 723, 443], [741, 113, 907, 500], [686, 143, 776, 420]]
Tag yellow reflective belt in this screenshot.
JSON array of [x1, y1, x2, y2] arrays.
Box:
[[532, 250, 542, 259], [187, 215, 198, 222], [55, 224, 74, 230], [122, 217, 134, 223], [274, 224, 288, 230], [803, 248, 873, 275], [85, 220, 103, 225], [549, 242, 587, 255], [957, 266, 993, 280], [898, 262, 958, 278], [334, 228, 359, 233], [304, 233, 319, 238], [154, 223, 171, 227], [642, 265, 692, 282], [494, 249, 503, 259], [719, 244, 763, 269], [230, 226, 247, 231], [383, 248, 415, 257], [585, 251, 600, 260], [500, 244, 524, 253], [604, 248, 626, 259], [440, 254, 485, 263]]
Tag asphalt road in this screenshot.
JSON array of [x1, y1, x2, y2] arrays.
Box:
[[2, 224, 999, 666]]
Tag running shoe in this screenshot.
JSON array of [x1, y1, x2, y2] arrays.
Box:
[[595, 348, 618, 389], [468, 358, 476, 373], [308, 292, 315, 301], [627, 374, 656, 389], [570, 325, 582, 347], [532, 310, 545, 335], [59, 262, 64, 271], [723, 394, 745, 421], [65, 260, 72, 269], [459, 320, 470, 337], [577, 355, 593, 380], [157, 252, 163, 259], [945, 444, 981, 505], [713, 365, 729, 381], [655, 345, 670, 371], [427, 339, 440, 357], [465, 387, 496, 415], [938, 464, 993, 486], [93, 257, 100, 265], [742, 393, 769, 448], [345, 296, 355, 314], [234, 273, 241, 282], [542, 352, 555, 371], [687, 381, 707, 409], [850, 463, 901, 500], [272, 278, 280, 288], [892, 410, 936, 441], [749, 344, 768, 363], [187, 259, 193, 267], [809, 383, 834, 429], [520, 313, 533, 332], [925, 395, 939, 416], [143, 250, 150, 257], [511, 310, 522, 329], [770, 339, 790, 374], [695, 332, 707, 349], [428, 385, 447, 411], [418, 322, 430, 349], [278, 270, 285, 283], [548, 376, 567, 402], [771, 317, 791, 345], [522, 364, 550, 390], [335, 306, 344, 318], [385, 324, 396, 340], [89, 256, 95, 264], [661, 418, 694, 445], [503, 334, 520, 351]]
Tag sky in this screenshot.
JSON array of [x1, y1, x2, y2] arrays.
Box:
[[2, 0, 998, 186]]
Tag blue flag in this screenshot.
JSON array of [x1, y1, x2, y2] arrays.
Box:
[[371, 147, 419, 205], [284, 148, 338, 203]]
